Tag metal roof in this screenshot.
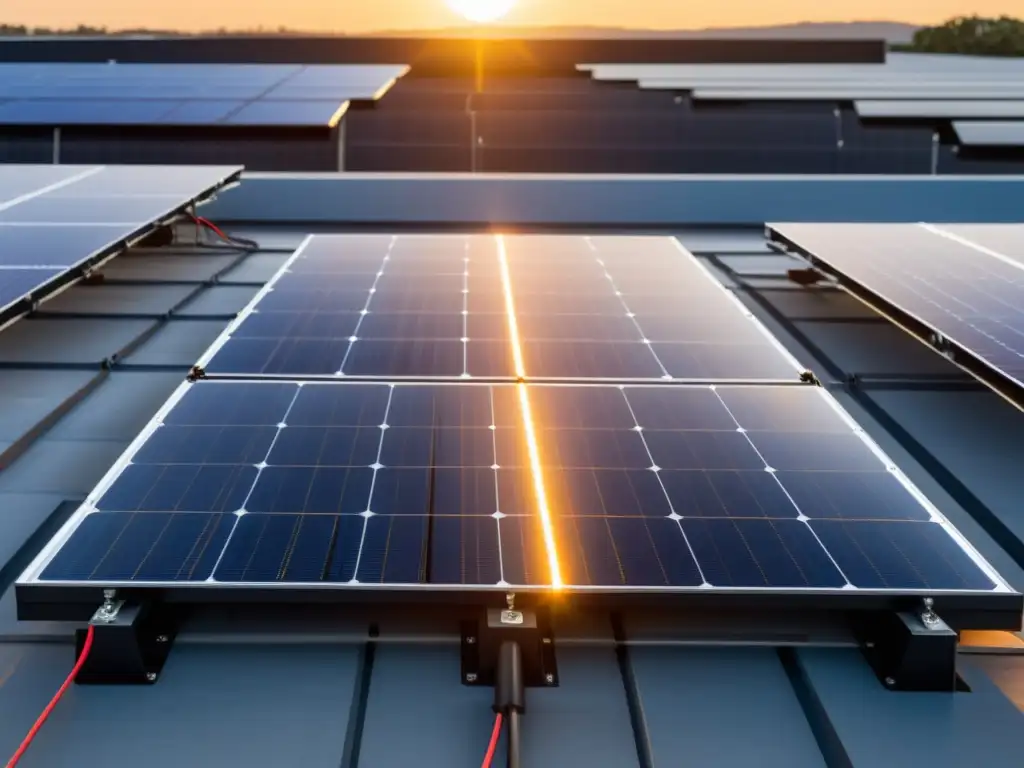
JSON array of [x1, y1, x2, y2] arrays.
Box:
[[0, 174, 1023, 765]]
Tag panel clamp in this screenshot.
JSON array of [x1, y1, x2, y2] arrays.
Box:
[[187, 365, 207, 381], [460, 593, 558, 690], [74, 590, 181, 685], [852, 598, 960, 692]]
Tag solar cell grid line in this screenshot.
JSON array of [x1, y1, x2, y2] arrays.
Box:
[[768, 222, 1024, 397]]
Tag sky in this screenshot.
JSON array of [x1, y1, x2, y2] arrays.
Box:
[[9, 0, 1019, 33]]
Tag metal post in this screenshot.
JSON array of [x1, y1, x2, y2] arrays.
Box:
[[52, 127, 61, 165]]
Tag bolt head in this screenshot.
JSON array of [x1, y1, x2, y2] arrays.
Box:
[[884, 677, 896, 687], [465, 673, 478, 683], [466, 636, 476, 645], [542, 637, 552, 644], [156, 635, 169, 643], [544, 673, 555, 684], [146, 672, 158, 682]]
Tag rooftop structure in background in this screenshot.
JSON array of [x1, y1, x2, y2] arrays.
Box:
[[0, 63, 407, 128], [2, 31, 1024, 768], [7, 37, 1021, 176]]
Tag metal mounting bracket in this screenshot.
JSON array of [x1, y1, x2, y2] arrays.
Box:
[[75, 596, 180, 685], [852, 599, 959, 692], [461, 594, 559, 689]]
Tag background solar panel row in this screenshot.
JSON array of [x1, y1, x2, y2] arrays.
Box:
[[952, 122, 1024, 148], [0, 99, 349, 128], [0, 63, 407, 128], [0, 164, 241, 315], [199, 234, 802, 381], [37, 381, 1001, 592], [769, 222, 1024, 388]]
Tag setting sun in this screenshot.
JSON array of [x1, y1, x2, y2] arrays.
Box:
[[446, 0, 516, 23]]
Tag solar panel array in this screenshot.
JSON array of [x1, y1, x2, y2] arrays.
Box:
[[952, 121, 1024, 148], [0, 164, 241, 318], [769, 222, 1024, 389], [0, 64, 408, 128], [22, 234, 1013, 609]]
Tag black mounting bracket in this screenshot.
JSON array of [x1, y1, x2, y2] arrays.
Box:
[[461, 604, 558, 690], [75, 599, 180, 685], [186, 365, 206, 382], [851, 599, 959, 692]]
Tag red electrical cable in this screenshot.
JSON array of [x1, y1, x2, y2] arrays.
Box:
[[193, 215, 232, 243], [480, 712, 503, 768], [6, 625, 95, 768]]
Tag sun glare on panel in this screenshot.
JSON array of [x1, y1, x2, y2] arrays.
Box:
[[446, 0, 517, 23]]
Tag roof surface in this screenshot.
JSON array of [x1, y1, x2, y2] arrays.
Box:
[[1, 215, 1024, 766]]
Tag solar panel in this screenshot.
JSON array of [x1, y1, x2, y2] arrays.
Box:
[[0, 164, 241, 318], [223, 100, 349, 128], [0, 63, 409, 128], [197, 234, 803, 381], [855, 100, 1024, 120], [768, 222, 1024, 392], [692, 89, 1024, 101], [25, 380, 1008, 599], [953, 121, 1024, 147], [20, 230, 1020, 626]]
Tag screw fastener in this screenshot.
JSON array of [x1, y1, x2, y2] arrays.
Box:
[[465, 673, 477, 683]]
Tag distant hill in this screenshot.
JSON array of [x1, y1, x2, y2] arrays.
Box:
[[366, 22, 919, 44]]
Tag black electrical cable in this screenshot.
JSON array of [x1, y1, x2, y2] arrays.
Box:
[[506, 710, 522, 768], [493, 640, 525, 768]]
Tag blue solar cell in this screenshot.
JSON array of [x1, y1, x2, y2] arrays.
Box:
[[40, 512, 232, 582], [0, 195, 178, 224], [558, 516, 705, 587], [96, 464, 258, 512], [0, 225, 134, 267], [206, 338, 354, 376], [524, 341, 666, 379], [0, 268, 62, 310], [770, 222, 1024, 387], [232, 311, 363, 340], [681, 519, 847, 588], [224, 100, 346, 127], [0, 99, 175, 125], [811, 520, 996, 590], [246, 467, 374, 514], [343, 340, 466, 377], [160, 100, 243, 125]]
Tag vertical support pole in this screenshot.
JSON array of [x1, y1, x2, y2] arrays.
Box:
[[930, 132, 940, 175], [52, 127, 61, 165], [337, 115, 346, 172]]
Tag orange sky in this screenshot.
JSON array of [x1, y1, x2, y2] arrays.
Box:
[[10, 0, 1019, 32]]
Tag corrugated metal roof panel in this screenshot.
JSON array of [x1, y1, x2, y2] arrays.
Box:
[[0, 644, 361, 768], [0, 318, 153, 365], [632, 648, 826, 768]]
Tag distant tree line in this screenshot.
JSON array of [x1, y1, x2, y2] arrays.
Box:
[[0, 24, 297, 37], [895, 15, 1024, 56]]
